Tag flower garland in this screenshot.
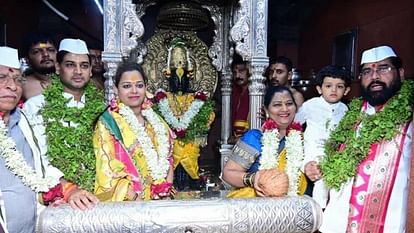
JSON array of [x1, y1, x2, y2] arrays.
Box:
[[0, 117, 56, 192], [118, 103, 171, 181], [320, 80, 414, 190], [259, 119, 304, 196], [153, 90, 214, 142], [42, 74, 105, 191]]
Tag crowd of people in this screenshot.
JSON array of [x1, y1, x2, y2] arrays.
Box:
[[0, 30, 412, 233]]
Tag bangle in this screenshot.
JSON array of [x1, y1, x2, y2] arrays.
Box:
[[242, 173, 249, 186], [249, 172, 256, 187], [243, 172, 256, 187]]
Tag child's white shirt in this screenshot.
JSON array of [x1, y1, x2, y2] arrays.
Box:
[[295, 96, 348, 207]]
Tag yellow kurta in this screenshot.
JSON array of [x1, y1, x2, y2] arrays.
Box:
[[93, 109, 172, 201]]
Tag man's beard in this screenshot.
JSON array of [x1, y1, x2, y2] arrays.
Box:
[[33, 65, 55, 75], [361, 76, 402, 106], [92, 66, 104, 75]]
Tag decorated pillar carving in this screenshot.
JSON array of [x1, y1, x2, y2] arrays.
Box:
[[230, 0, 268, 129], [204, 5, 224, 72], [102, 0, 145, 103], [129, 1, 154, 64], [204, 4, 232, 145]]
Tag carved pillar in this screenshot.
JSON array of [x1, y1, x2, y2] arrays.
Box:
[[220, 8, 233, 146], [248, 0, 268, 129], [129, 2, 154, 64], [230, 0, 268, 129], [102, 0, 144, 103], [204, 4, 233, 171], [102, 0, 121, 103], [204, 4, 232, 145]]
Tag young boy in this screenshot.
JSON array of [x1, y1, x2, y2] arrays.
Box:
[[295, 65, 351, 208]]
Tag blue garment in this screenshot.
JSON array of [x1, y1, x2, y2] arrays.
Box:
[[0, 109, 37, 233], [241, 129, 285, 173]]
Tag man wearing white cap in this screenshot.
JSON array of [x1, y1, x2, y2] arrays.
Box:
[[317, 45, 413, 233], [0, 46, 60, 233], [0, 46, 29, 233], [24, 39, 104, 209], [1, 44, 100, 233], [0, 45, 45, 233]]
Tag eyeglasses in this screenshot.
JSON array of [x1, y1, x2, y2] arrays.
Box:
[[0, 74, 26, 87], [360, 66, 395, 79]]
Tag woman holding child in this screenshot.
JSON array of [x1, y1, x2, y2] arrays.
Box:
[[93, 62, 175, 201], [222, 86, 308, 197]]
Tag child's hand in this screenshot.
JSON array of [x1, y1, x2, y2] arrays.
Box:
[[304, 161, 322, 182]]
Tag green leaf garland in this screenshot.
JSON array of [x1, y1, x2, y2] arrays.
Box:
[[320, 80, 414, 190], [41, 74, 106, 191]]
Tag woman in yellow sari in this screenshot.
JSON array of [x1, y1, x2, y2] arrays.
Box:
[[93, 62, 175, 201], [222, 86, 307, 198]]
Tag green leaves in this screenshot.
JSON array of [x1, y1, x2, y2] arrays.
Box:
[[320, 80, 414, 190], [42, 75, 106, 191]]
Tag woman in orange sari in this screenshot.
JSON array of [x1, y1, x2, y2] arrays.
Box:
[[93, 62, 175, 201]]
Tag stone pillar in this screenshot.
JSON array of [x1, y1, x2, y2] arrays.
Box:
[[102, 0, 121, 103], [220, 7, 233, 145], [230, 0, 268, 129], [249, 57, 267, 129], [217, 6, 234, 172], [102, 0, 144, 103]]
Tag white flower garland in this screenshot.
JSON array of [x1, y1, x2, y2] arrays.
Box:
[[259, 129, 305, 196], [118, 105, 171, 181], [259, 130, 280, 169], [157, 93, 205, 130], [0, 119, 55, 192]]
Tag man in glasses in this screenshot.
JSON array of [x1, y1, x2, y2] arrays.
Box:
[[0, 45, 97, 233], [318, 45, 412, 233], [0, 46, 37, 233]]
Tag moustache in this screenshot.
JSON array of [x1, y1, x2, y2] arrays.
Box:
[[368, 81, 386, 90], [40, 59, 54, 64]]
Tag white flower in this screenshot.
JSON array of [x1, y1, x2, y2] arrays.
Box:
[[259, 130, 280, 169], [284, 130, 305, 195], [259, 128, 305, 196], [157, 93, 205, 130], [119, 106, 171, 181], [0, 119, 56, 192]]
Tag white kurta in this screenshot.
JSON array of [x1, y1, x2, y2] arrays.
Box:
[[24, 93, 86, 166], [295, 96, 348, 208], [320, 103, 413, 233]]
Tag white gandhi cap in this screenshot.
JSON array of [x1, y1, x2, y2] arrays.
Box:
[[360, 45, 397, 65], [59, 38, 89, 54], [0, 46, 20, 69]]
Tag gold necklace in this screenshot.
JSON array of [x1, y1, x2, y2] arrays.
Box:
[[170, 93, 190, 117]]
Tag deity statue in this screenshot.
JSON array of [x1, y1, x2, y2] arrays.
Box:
[[163, 39, 194, 93], [154, 38, 215, 191]]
